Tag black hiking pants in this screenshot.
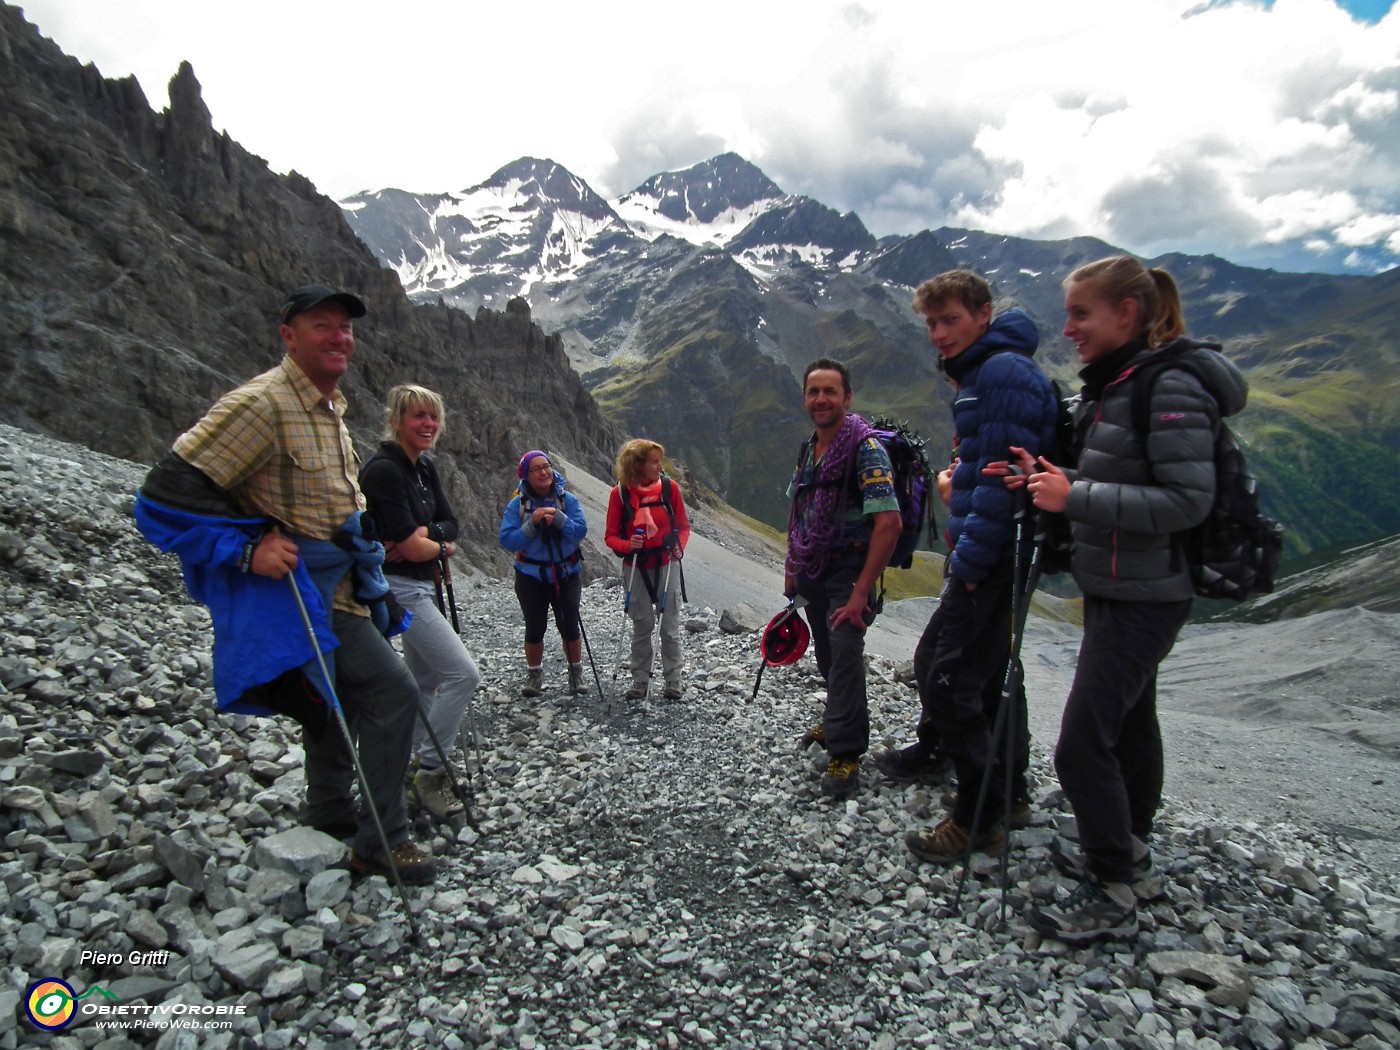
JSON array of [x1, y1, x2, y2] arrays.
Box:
[[795, 553, 872, 759], [1054, 595, 1192, 884], [914, 558, 1028, 832], [302, 611, 418, 856]]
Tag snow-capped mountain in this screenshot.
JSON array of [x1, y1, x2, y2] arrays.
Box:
[[342, 154, 879, 317], [341, 155, 1400, 555], [611, 151, 785, 246], [342, 157, 636, 311]]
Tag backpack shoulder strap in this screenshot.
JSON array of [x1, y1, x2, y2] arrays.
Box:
[[1127, 341, 1222, 440], [617, 485, 632, 538]]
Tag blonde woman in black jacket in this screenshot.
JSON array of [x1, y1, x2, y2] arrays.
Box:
[[1007, 256, 1247, 944]]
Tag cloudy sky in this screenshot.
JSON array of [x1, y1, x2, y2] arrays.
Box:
[[18, 0, 1400, 273]]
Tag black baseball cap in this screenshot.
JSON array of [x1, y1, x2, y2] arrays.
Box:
[[279, 285, 366, 325]]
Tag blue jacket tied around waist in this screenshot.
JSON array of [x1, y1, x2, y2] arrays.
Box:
[[133, 495, 407, 715]]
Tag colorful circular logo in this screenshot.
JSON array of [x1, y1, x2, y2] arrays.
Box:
[[25, 978, 77, 1030]]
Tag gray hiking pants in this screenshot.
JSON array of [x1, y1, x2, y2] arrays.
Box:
[[626, 560, 683, 687], [795, 554, 872, 759], [389, 576, 481, 769]]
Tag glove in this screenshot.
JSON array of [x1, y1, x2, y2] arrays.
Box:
[[366, 591, 412, 639]]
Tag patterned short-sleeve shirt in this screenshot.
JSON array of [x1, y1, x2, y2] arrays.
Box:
[[788, 434, 899, 548], [174, 356, 366, 612]]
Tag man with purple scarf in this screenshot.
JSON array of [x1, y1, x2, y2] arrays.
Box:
[[786, 358, 902, 799]]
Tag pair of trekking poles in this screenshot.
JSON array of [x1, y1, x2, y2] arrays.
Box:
[[612, 527, 684, 709], [534, 530, 607, 703], [283, 552, 483, 944], [951, 470, 1048, 926]]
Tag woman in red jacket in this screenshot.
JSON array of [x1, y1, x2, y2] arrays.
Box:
[[604, 439, 690, 700]]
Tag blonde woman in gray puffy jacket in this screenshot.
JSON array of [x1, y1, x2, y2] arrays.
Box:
[[1008, 255, 1246, 945]]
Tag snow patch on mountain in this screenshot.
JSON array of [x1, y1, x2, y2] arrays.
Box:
[[612, 193, 781, 248]]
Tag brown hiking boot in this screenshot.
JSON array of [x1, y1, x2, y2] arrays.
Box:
[[905, 817, 1004, 865], [413, 765, 464, 820], [941, 790, 1033, 830], [567, 666, 589, 694], [350, 838, 437, 885], [799, 724, 827, 751], [520, 669, 544, 698]]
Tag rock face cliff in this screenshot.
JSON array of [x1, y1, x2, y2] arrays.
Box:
[[0, 4, 622, 571]]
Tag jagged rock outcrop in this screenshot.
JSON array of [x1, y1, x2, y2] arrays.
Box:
[[0, 3, 622, 572]]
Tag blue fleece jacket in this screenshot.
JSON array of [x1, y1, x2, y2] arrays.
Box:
[[132, 494, 342, 714], [498, 470, 588, 582]]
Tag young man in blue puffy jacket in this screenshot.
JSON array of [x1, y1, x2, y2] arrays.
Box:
[[879, 271, 1059, 864]]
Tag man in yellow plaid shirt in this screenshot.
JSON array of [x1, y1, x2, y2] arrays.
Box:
[[148, 285, 435, 884]]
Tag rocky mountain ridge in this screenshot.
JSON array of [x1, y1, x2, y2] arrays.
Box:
[[0, 4, 622, 573]]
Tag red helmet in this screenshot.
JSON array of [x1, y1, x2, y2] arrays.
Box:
[[761, 609, 810, 666]]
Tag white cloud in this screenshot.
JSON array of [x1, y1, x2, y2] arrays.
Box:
[[15, 0, 1400, 272]]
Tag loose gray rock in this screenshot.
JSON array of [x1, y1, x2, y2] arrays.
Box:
[[252, 827, 348, 881], [719, 603, 767, 635], [304, 868, 351, 911], [0, 423, 1396, 1049]]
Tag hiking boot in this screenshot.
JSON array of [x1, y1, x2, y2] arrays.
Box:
[[1028, 877, 1139, 944], [821, 757, 860, 800], [941, 790, 1033, 830], [1049, 837, 1164, 902], [663, 681, 683, 700], [520, 669, 544, 698], [567, 666, 589, 695], [905, 816, 1005, 865], [799, 724, 827, 751], [873, 744, 951, 783], [413, 765, 464, 820], [624, 681, 648, 701], [350, 838, 437, 886]]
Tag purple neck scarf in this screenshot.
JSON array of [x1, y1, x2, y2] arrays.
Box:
[[786, 413, 872, 579]]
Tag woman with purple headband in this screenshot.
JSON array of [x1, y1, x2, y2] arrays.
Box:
[[499, 450, 590, 697]]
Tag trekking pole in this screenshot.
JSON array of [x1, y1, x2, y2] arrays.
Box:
[[622, 528, 644, 613], [577, 605, 605, 699], [439, 554, 486, 798], [612, 527, 645, 708], [286, 572, 420, 944], [955, 468, 1042, 923]]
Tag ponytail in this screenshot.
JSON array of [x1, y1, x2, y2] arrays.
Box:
[[1146, 268, 1186, 345], [1066, 256, 1188, 347]]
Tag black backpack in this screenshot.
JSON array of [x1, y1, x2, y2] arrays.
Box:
[[1128, 339, 1285, 602], [795, 417, 935, 571]]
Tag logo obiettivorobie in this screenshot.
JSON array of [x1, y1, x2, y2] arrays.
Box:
[[24, 978, 120, 1030]]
